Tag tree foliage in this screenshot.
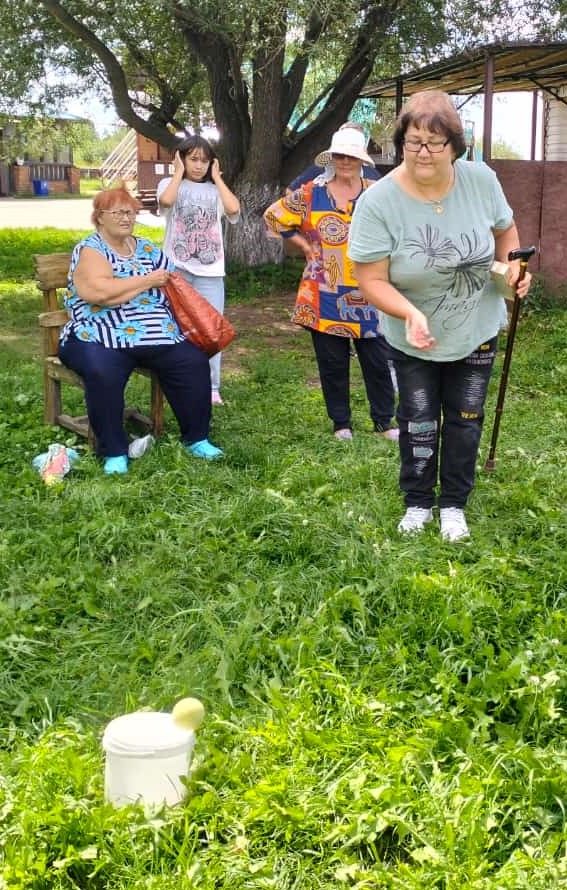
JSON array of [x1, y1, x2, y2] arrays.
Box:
[[479, 138, 523, 160], [69, 124, 127, 166], [3, 0, 562, 177], [0, 116, 126, 165]]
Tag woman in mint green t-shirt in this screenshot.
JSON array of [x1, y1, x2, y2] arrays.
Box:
[[348, 90, 532, 542]]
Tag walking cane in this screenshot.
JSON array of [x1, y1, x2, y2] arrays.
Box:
[[484, 246, 536, 471]]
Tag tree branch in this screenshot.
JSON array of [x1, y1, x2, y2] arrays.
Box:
[[245, 14, 287, 183], [170, 1, 251, 178], [289, 1, 401, 140], [282, 0, 404, 181], [281, 10, 327, 127], [120, 43, 188, 128], [39, 0, 178, 146]]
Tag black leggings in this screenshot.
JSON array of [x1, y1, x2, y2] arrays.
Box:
[[390, 337, 497, 508], [310, 329, 396, 432], [59, 336, 211, 456]]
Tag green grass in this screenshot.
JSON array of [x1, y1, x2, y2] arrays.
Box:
[[0, 226, 164, 281], [225, 258, 302, 304], [0, 228, 303, 292], [80, 178, 103, 197], [0, 232, 566, 889], [30, 178, 104, 199]]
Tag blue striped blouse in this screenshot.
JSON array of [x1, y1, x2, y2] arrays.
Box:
[[60, 233, 183, 348]]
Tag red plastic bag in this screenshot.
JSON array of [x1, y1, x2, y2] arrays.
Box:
[[164, 273, 235, 357]]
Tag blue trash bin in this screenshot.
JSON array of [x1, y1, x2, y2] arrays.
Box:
[[32, 179, 49, 196]]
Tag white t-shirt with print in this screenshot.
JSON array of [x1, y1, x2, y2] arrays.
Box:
[[157, 178, 239, 277]]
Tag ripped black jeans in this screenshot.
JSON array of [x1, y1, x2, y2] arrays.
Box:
[[389, 337, 497, 509]]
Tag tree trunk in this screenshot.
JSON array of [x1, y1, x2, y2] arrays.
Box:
[[225, 180, 283, 266]]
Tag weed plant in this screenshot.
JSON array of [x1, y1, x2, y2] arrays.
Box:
[[0, 232, 566, 889]]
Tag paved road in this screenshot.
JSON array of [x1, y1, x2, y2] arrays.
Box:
[[0, 197, 164, 230]]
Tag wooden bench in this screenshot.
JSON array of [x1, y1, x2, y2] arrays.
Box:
[[35, 252, 164, 446]]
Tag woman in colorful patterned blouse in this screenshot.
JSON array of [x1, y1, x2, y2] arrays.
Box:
[[263, 125, 397, 441], [59, 187, 223, 474]]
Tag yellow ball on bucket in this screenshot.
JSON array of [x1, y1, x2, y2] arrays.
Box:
[[171, 697, 205, 731]]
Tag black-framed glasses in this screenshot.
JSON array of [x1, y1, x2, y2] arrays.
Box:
[[101, 209, 137, 220], [403, 138, 450, 154]]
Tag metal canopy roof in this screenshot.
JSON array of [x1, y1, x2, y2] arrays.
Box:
[[361, 42, 567, 99]]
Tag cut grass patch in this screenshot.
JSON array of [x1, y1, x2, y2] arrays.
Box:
[[0, 235, 566, 889]]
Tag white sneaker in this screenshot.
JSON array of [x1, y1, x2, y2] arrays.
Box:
[[377, 427, 399, 442], [440, 507, 470, 542], [398, 507, 433, 534], [334, 428, 353, 440]]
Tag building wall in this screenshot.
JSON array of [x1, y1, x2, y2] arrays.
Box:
[[136, 133, 174, 193], [137, 134, 173, 163], [11, 163, 80, 195], [137, 160, 175, 194], [0, 162, 10, 196], [544, 88, 567, 162], [489, 160, 567, 287]]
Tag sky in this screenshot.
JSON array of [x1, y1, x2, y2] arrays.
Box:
[[460, 92, 544, 159], [66, 95, 120, 136]]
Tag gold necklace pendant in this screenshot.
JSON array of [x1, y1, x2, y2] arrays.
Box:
[[434, 202, 444, 215]]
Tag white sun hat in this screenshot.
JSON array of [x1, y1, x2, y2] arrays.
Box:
[[314, 127, 374, 167]]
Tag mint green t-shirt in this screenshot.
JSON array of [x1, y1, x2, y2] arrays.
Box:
[[347, 160, 514, 361]]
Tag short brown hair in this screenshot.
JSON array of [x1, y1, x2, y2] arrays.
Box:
[[392, 90, 466, 158], [91, 186, 141, 227]]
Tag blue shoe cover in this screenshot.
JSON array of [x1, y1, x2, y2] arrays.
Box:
[[103, 455, 128, 475], [187, 439, 224, 460]]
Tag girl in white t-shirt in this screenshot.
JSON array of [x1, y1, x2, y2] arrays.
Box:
[[158, 135, 240, 405]]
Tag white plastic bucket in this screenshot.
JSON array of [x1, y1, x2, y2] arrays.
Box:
[[102, 711, 195, 807]]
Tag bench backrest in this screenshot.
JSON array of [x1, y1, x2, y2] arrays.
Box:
[[34, 252, 72, 310], [34, 252, 72, 358], [34, 251, 164, 439]]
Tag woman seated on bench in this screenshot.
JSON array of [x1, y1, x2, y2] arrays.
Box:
[[59, 186, 223, 474]]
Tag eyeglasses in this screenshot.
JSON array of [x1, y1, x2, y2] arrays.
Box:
[[331, 153, 359, 161], [403, 138, 450, 154], [101, 210, 137, 220]]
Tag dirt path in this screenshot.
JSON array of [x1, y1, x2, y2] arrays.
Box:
[[223, 292, 301, 373], [0, 198, 163, 230]]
